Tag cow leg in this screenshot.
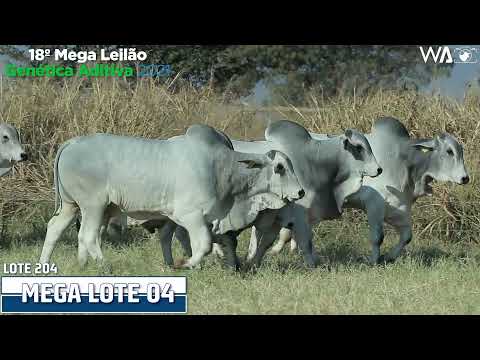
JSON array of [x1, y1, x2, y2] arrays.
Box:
[[97, 225, 105, 248], [384, 225, 412, 263], [366, 202, 386, 265], [246, 226, 259, 261], [77, 237, 88, 268], [368, 222, 385, 265], [90, 206, 118, 262], [212, 243, 224, 258], [178, 213, 212, 269], [78, 206, 107, 267], [79, 223, 105, 268], [217, 233, 240, 271], [159, 220, 177, 267], [269, 227, 293, 255], [106, 207, 126, 242], [292, 218, 317, 268], [290, 237, 298, 252], [40, 203, 79, 264], [174, 226, 193, 257], [106, 218, 124, 242], [245, 225, 280, 270]]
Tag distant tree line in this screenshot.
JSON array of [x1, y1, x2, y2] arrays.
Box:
[[0, 45, 453, 105]]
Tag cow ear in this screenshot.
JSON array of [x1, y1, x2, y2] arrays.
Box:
[[413, 143, 434, 153], [412, 139, 436, 152], [343, 129, 354, 149], [265, 150, 277, 160], [238, 159, 264, 169]]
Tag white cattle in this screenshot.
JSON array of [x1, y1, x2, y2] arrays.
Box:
[[271, 117, 470, 264], [39, 124, 304, 270], [132, 120, 382, 269], [0, 122, 28, 176]]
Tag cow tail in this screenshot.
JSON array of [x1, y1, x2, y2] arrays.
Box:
[[52, 140, 71, 216]]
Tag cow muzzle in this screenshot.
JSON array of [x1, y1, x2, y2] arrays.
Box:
[[285, 189, 305, 202], [297, 189, 305, 199], [460, 175, 470, 185], [366, 166, 383, 178]]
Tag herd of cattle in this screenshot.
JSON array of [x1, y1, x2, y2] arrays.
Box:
[[0, 117, 470, 271]]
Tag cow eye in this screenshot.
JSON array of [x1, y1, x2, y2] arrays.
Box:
[[274, 163, 285, 175], [447, 149, 454, 156], [356, 145, 363, 153], [2, 135, 8, 141]]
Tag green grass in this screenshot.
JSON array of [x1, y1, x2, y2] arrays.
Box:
[[2, 206, 480, 315]]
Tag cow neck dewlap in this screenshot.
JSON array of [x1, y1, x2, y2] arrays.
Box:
[[407, 145, 433, 199], [332, 138, 364, 213]]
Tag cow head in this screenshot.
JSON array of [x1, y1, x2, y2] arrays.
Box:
[[238, 150, 304, 203], [0, 123, 28, 176], [341, 129, 382, 179], [411, 133, 469, 197], [334, 129, 382, 213]]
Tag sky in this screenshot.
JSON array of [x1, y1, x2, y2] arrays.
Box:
[[2, 45, 479, 104]]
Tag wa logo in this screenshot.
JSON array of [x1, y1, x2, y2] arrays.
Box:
[[420, 46, 478, 64], [419, 47, 453, 64]]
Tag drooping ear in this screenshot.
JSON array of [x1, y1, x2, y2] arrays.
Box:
[[343, 129, 354, 149], [238, 159, 265, 169], [412, 139, 436, 153], [413, 145, 433, 153], [265, 150, 277, 161]]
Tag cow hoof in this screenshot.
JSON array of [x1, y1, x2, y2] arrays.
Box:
[[173, 258, 187, 269], [382, 255, 396, 264], [242, 262, 259, 274], [316, 257, 331, 269], [224, 264, 241, 273], [370, 256, 389, 266], [304, 256, 318, 269], [312, 253, 324, 266]]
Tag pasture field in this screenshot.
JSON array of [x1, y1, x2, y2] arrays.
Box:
[[0, 77, 479, 314]]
